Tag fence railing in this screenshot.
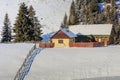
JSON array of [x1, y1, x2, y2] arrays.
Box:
[[69, 42, 104, 47], [39, 42, 54, 48], [14, 44, 36, 80]]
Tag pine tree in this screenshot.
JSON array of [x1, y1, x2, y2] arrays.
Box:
[[81, 4, 87, 24], [1, 13, 12, 43], [69, 0, 78, 25], [86, 0, 98, 24], [75, 0, 83, 23], [14, 2, 30, 42], [98, 0, 110, 2], [28, 5, 35, 41], [110, 24, 120, 44], [28, 5, 42, 41], [33, 17, 42, 41], [109, 0, 120, 44], [60, 13, 68, 29], [105, 5, 112, 23]]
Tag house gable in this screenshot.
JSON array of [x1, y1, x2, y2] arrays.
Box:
[[51, 30, 70, 39]]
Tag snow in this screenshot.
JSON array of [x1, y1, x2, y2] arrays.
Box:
[[42, 28, 76, 42], [0, 43, 34, 80], [98, 2, 106, 13], [0, 43, 120, 80], [42, 32, 55, 42], [69, 24, 112, 35], [116, 0, 120, 6], [61, 28, 76, 38], [17, 48, 43, 80], [0, 0, 72, 39], [24, 45, 120, 80]]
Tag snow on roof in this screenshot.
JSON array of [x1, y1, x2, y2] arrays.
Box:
[[116, 0, 120, 4], [115, 0, 120, 7], [42, 32, 55, 42], [98, 2, 106, 13], [69, 24, 112, 35], [61, 28, 76, 38]]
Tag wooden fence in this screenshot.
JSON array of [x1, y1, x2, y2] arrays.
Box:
[[69, 42, 104, 47], [39, 42, 54, 48], [14, 44, 36, 80], [39, 42, 106, 48]]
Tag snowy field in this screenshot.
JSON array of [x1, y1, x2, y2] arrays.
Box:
[[25, 46, 120, 80], [0, 43, 34, 80], [0, 44, 120, 80]]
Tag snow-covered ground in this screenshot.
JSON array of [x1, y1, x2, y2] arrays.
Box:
[[24, 46, 120, 80], [0, 43, 34, 80], [0, 43, 120, 80]]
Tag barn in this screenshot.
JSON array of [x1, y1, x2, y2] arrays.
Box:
[[51, 28, 76, 47]]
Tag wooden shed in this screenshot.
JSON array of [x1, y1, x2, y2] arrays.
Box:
[[51, 28, 76, 47]]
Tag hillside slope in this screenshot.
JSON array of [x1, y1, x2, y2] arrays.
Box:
[[25, 46, 120, 80], [0, 43, 34, 80], [0, 0, 72, 36]]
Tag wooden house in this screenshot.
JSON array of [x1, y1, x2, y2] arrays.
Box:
[[69, 24, 113, 46], [51, 28, 76, 47]]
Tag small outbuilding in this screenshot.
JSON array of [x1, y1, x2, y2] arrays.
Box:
[[51, 28, 76, 47]]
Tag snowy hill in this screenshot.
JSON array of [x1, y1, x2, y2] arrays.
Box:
[[0, 0, 72, 38], [0, 43, 120, 80], [25, 46, 120, 80], [0, 43, 34, 80]]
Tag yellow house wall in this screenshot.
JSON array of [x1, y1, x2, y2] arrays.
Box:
[[51, 39, 70, 47]]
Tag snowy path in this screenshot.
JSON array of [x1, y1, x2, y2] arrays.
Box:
[[14, 48, 43, 80]]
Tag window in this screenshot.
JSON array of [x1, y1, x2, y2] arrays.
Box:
[[58, 40, 63, 44]]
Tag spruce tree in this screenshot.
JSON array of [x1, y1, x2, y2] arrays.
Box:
[[69, 0, 78, 25], [33, 17, 42, 41], [110, 24, 120, 44], [1, 13, 12, 43], [14, 2, 30, 42], [28, 5, 35, 41], [81, 4, 87, 24], [109, 0, 120, 44], [28, 5, 42, 41], [60, 13, 68, 29], [85, 0, 98, 24], [105, 5, 112, 23], [75, 0, 83, 23]]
